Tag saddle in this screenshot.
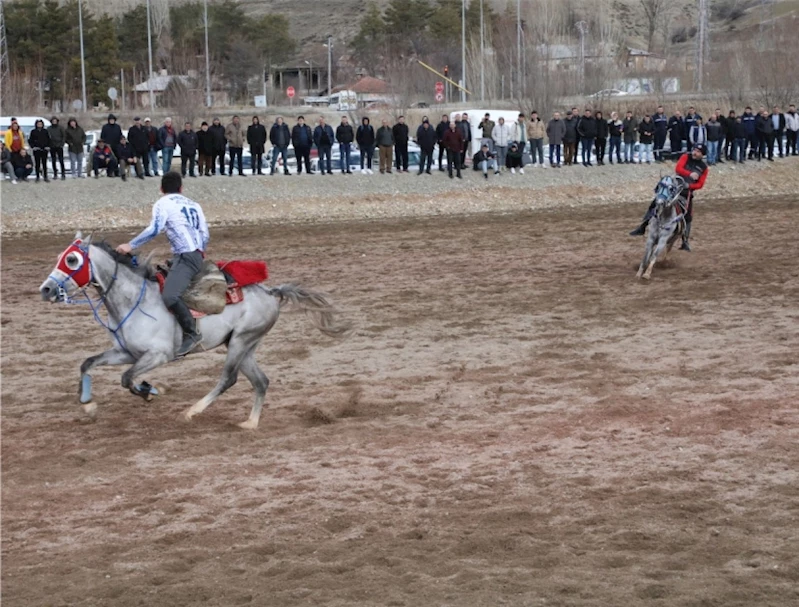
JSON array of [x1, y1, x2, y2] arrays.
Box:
[[154, 259, 268, 317]]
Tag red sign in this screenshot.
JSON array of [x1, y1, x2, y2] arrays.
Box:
[[435, 81, 444, 94], [286, 86, 295, 98]]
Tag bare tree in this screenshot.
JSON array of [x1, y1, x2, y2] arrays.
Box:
[[639, 0, 669, 52]]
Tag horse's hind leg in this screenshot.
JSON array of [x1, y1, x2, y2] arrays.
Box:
[[121, 350, 171, 395], [237, 351, 270, 430]]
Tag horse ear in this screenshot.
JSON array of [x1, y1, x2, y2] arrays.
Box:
[[75, 230, 83, 241], [84, 233, 93, 245]]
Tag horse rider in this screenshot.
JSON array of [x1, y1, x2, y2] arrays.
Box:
[[629, 143, 709, 251], [116, 171, 210, 357]]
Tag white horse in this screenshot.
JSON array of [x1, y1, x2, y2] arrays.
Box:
[[637, 175, 687, 280], [39, 233, 348, 429]]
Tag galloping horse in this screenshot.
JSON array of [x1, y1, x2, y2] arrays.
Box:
[[39, 233, 349, 428], [636, 175, 687, 280]]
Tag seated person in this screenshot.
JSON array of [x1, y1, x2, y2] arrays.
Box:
[[117, 135, 144, 181], [92, 139, 119, 178], [506, 142, 524, 174], [12, 148, 33, 181], [1, 141, 16, 182], [472, 143, 499, 179]]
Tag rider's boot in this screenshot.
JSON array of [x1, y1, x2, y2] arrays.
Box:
[[170, 299, 203, 357], [629, 201, 656, 236], [680, 222, 692, 252]]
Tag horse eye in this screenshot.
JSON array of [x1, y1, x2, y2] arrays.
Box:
[[65, 252, 83, 270]]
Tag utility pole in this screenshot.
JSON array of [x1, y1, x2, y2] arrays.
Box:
[[576, 21, 588, 95], [480, 0, 484, 101], [120, 69, 125, 111], [78, 0, 87, 111], [0, 0, 9, 102], [204, 0, 211, 107], [327, 35, 332, 96], [516, 0, 521, 100], [146, 0, 154, 110], [461, 0, 466, 103], [696, 0, 708, 92]]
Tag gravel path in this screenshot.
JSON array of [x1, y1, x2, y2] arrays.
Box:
[[2, 158, 798, 236]]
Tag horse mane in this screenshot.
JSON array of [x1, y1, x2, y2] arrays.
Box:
[[93, 241, 157, 280]]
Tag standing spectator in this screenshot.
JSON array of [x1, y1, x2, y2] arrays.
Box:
[[92, 139, 118, 178], [12, 148, 33, 181], [505, 142, 524, 174], [291, 115, 314, 175], [667, 110, 683, 160], [705, 113, 722, 165], [724, 111, 737, 161], [786, 104, 799, 156], [158, 117, 177, 173], [478, 112, 495, 151], [457, 113, 472, 168], [29, 119, 51, 182], [622, 111, 639, 163], [514, 113, 528, 158], [441, 121, 464, 179], [436, 114, 449, 170], [209, 117, 227, 175], [415, 118, 436, 175], [269, 116, 291, 175], [117, 135, 144, 181], [100, 114, 123, 172], [491, 117, 512, 170], [127, 117, 150, 177], [313, 116, 335, 175], [756, 108, 774, 161], [177, 122, 198, 177], [64, 117, 86, 179], [393, 115, 410, 172], [594, 110, 607, 166], [1, 141, 17, 183], [197, 122, 214, 176], [732, 115, 747, 163], [247, 116, 267, 175], [741, 106, 757, 159], [335, 116, 354, 174], [714, 108, 726, 163], [356, 116, 375, 174], [376, 119, 394, 174], [225, 115, 246, 176], [563, 110, 578, 166], [683, 106, 701, 151], [525, 111, 545, 167], [576, 109, 597, 167], [4, 118, 25, 153], [770, 105, 785, 158], [47, 116, 66, 180], [473, 143, 498, 178], [637, 115, 654, 164], [546, 111, 565, 167], [689, 117, 707, 148], [607, 112, 623, 164], [143, 118, 160, 176], [653, 105, 668, 162]]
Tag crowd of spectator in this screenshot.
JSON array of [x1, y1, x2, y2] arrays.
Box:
[[2, 103, 797, 185]]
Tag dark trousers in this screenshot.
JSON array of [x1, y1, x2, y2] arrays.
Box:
[[33, 150, 48, 178], [757, 133, 772, 160], [747, 133, 758, 158], [734, 138, 747, 162], [162, 251, 204, 309], [198, 153, 212, 175], [563, 141, 577, 165], [549, 144, 561, 165], [318, 145, 332, 173], [214, 150, 226, 174], [339, 143, 351, 171], [529, 138, 544, 164], [725, 137, 734, 159], [15, 166, 33, 180], [654, 132, 667, 161], [181, 154, 196, 176], [394, 142, 408, 170], [609, 136, 622, 162], [419, 149, 433, 173], [788, 130, 798, 155], [460, 141, 470, 168], [670, 136, 682, 160], [50, 147, 65, 176], [594, 138, 607, 163], [359, 145, 374, 170], [229, 147, 243, 174], [438, 144, 445, 169], [773, 131, 784, 157], [446, 149, 461, 177], [295, 147, 312, 173], [139, 151, 150, 175], [93, 157, 118, 175], [252, 152, 263, 173], [581, 138, 594, 164]]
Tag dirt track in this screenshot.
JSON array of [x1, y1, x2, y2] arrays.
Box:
[[2, 198, 798, 606]]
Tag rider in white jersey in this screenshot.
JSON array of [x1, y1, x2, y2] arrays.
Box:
[[116, 171, 209, 356]]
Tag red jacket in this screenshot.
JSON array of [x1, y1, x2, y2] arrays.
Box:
[[441, 128, 464, 152], [675, 153, 708, 191]]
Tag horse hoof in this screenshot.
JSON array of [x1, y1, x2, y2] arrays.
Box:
[[82, 402, 98, 419], [238, 419, 259, 430], [182, 410, 194, 422]]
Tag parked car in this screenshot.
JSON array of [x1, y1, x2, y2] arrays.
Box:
[[588, 89, 630, 99]]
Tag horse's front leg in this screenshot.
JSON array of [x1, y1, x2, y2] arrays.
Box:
[[643, 230, 670, 280], [79, 349, 136, 418], [637, 232, 655, 279]]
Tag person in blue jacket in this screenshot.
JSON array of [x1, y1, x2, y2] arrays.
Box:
[[313, 116, 335, 175]]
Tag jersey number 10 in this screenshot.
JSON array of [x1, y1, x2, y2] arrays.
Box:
[[181, 206, 200, 230]]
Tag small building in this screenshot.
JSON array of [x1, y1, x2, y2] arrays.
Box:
[[332, 75, 391, 107], [133, 70, 230, 108], [623, 48, 668, 72]]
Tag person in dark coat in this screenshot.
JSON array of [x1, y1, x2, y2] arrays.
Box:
[[117, 135, 144, 180], [593, 110, 608, 165], [724, 110, 737, 160], [415, 118, 437, 175], [47, 116, 66, 179], [92, 139, 118, 178], [196, 122, 215, 176], [392, 115, 410, 172], [143, 118, 160, 176], [356, 117, 375, 173], [435, 114, 449, 170], [546, 111, 566, 167], [441, 121, 464, 178], [28, 119, 51, 182], [756, 108, 774, 161], [563, 111, 578, 166], [576, 109, 597, 167], [100, 114, 123, 174], [313, 116, 335, 175], [652, 106, 668, 162], [456, 113, 472, 168], [12, 147, 34, 181], [291, 115, 314, 175], [209, 117, 227, 175], [770, 105, 786, 158], [247, 116, 267, 174], [335, 116, 354, 174], [176, 122, 198, 177], [667, 111, 684, 160], [64, 117, 87, 178], [127, 117, 150, 176], [741, 106, 757, 159], [269, 116, 291, 175], [732, 116, 747, 163]]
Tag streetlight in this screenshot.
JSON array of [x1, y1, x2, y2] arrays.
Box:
[[480, 0, 484, 101], [78, 0, 87, 111], [146, 0, 154, 110], [204, 0, 211, 107], [304, 59, 313, 93], [461, 0, 466, 103], [324, 35, 332, 97]]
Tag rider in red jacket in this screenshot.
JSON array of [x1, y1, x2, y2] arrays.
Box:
[[629, 144, 709, 251]]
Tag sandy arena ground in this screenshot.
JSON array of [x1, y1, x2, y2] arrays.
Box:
[[2, 196, 798, 606]]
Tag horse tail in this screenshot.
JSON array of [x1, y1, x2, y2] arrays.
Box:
[[270, 284, 351, 337]]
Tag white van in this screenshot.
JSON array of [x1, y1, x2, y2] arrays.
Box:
[[329, 90, 358, 111], [449, 109, 523, 156], [0, 116, 52, 142]]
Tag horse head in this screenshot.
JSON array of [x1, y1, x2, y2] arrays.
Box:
[[653, 175, 686, 219], [39, 232, 95, 302]]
